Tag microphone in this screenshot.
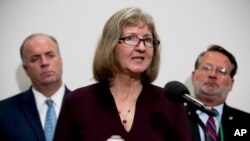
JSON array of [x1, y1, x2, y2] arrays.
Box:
[[106, 135, 125, 141], [164, 81, 218, 116]]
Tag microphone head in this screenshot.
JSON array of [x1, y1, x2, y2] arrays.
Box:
[[164, 81, 190, 103]]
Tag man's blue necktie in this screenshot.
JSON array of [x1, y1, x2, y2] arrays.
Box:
[[44, 99, 56, 141]]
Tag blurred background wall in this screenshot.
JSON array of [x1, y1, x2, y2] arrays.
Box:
[[0, 0, 249, 113]]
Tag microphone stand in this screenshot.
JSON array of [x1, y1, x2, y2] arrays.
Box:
[[189, 105, 211, 141]]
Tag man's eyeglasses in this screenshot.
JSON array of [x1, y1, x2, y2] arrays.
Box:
[[119, 36, 160, 48], [198, 64, 230, 76]]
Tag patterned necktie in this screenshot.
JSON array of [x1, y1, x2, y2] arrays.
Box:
[[44, 99, 56, 141], [206, 116, 218, 141]]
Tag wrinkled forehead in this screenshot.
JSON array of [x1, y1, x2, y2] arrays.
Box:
[[200, 51, 233, 68], [23, 36, 59, 57], [24, 35, 58, 51], [25, 35, 52, 46]]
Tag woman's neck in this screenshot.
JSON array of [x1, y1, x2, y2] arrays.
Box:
[[110, 75, 143, 132]]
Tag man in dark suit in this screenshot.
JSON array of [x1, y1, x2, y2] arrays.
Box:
[[186, 45, 250, 141], [0, 33, 71, 141]]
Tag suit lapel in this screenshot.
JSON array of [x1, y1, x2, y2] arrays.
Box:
[[18, 86, 70, 141], [220, 104, 231, 141], [63, 86, 71, 100], [21, 88, 45, 141], [189, 119, 202, 141], [186, 106, 203, 141]]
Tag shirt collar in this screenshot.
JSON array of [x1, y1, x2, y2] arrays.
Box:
[[196, 103, 223, 115], [212, 104, 223, 117], [196, 103, 224, 122], [33, 85, 65, 109]]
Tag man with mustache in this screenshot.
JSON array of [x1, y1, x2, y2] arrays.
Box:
[[186, 45, 250, 141]]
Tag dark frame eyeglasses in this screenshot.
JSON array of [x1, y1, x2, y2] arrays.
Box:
[[119, 36, 160, 48]]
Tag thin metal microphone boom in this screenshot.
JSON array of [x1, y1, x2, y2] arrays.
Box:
[[182, 94, 218, 116], [164, 81, 218, 116]]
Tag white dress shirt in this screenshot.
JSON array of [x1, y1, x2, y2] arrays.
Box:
[[197, 104, 223, 141], [33, 85, 65, 128]]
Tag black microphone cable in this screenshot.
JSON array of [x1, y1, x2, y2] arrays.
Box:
[[188, 105, 210, 141]]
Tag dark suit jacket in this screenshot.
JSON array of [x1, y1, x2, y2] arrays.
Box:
[[0, 86, 70, 141], [186, 103, 250, 141]]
